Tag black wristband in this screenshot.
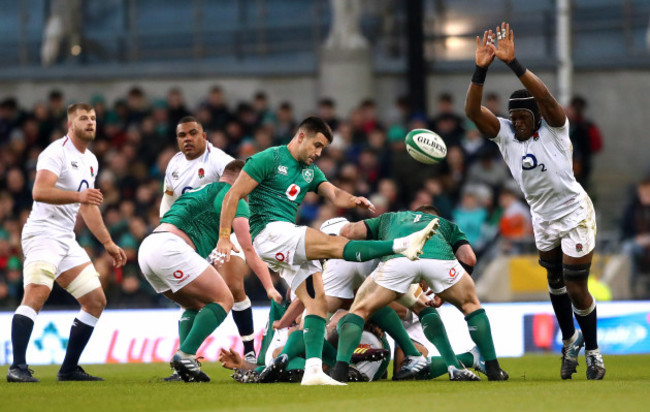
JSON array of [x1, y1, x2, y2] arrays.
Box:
[[507, 58, 526, 77], [471, 65, 488, 85]]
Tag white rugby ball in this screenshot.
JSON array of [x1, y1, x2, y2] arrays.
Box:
[[405, 129, 447, 164]]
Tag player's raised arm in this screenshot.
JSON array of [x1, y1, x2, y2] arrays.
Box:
[[232, 216, 282, 303], [491, 22, 566, 127], [317, 181, 376, 214], [465, 30, 501, 138], [217, 170, 259, 261]]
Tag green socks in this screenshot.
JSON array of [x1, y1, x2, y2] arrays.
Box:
[[342, 240, 395, 262], [419, 307, 461, 368], [302, 315, 326, 360], [371, 306, 421, 357], [180, 303, 227, 355], [281, 328, 306, 359], [465, 308, 497, 362], [336, 313, 365, 363], [178, 309, 198, 346]]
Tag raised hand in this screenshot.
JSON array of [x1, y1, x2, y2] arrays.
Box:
[[491, 22, 515, 63], [475, 30, 496, 68]]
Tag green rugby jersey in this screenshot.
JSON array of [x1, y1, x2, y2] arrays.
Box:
[[243, 145, 327, 239], [160, 182, 249, 258], [365, 211, 469, 261]]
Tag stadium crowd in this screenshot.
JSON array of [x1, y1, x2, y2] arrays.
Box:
[[0, 86, 614, 308]]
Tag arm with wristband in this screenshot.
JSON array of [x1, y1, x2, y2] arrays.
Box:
[[490, 22, 566, 127]]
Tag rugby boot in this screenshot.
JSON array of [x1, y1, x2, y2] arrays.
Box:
[[469, 346, 487, 375], [585, 349, 606, 380], [7, 365, 39, 383], [448, 365, 481, 381], [57, 366, 103, 381], [392, 355, 429, 381], [258, 354, 288, 383], [561, 330, 584, 380]]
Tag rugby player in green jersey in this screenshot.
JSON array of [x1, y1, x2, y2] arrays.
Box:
[[217, 117, 438, 385], [138, 160, 282, 382], [331, 205, 509, 382]]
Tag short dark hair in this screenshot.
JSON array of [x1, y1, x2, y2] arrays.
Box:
[[415, 204, 440, 216], [298, 116, 333, 143], [318, 98, 335, 108], [67, 103, 94, 118], [224, 159, 245, 175], [177, 116, 202, 129]]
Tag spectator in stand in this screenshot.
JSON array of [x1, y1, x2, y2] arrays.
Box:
[[273, 101, 296, 145], [430, 92, 465, 148], [453, 184, 488, 252], [318, 97, 340, 131], [166, 87, 192, 135], [253, 91, 274, 127], [202, 85, 233, 131], [484, 92, 506, 118], [567, 96, 604, 191], [498, 180, 533, 253], [621, 178, 650, 298], [465, 145, 510, 193]]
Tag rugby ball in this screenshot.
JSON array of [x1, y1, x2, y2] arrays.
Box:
[[405, 129, 447, 164]]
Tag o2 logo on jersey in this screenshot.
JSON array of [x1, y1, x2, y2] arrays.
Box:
[[77, 180, 89, 192], [521, 154, 546, 172], [286, 184, 301, 201]]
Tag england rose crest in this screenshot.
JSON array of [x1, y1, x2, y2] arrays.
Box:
[[198, 168, 205, 179], [90, 166, 94, 177]]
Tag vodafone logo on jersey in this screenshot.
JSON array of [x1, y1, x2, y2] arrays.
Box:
[[285, 184, 301, 201]]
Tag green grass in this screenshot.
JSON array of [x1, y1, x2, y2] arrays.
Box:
[[1, 355, 649, 412]]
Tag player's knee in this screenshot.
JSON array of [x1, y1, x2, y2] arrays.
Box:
[[23, 261, 56, 290], [66, 265, 103, 300], [563, 262, 591, 282], [539, 258, 564, 290], [217, 290, 234, 312], [395, 283, 422, 308]]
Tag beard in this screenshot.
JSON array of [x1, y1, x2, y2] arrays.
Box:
[[74, 124, 96, 141]]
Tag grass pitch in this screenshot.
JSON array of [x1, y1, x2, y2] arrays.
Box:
[[1, 354, 649, 412]]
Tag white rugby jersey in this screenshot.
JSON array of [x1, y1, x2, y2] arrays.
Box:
[[492, 117, 586, 221], [23, 136, 99, 234], [163, 142, 234, 199]]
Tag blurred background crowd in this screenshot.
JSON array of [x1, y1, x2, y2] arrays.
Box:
[[4, 84, 646, 310]]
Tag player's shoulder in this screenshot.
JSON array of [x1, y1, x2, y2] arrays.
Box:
[[40, 136, 67, 158]]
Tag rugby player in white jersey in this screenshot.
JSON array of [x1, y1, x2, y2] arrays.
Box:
[[465, 22, 605, 380], [7, 103, 127, 383], [161, 116, 261, 368]]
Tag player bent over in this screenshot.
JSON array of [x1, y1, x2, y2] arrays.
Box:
[[7, 103, 127, 383], [331, 206, 508, 382], [217, 117, 438, 385], [465, 22, 604, 379], [138, 160, 281, 382]]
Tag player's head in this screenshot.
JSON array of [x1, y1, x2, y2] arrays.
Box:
[[176, 116, 207, 160], [220, 159, 245, 184], [67, 103, 96, 142], [415, 204, 440, 216], [508, 89, 541, 140], [293, 116, 333, 165], [320, 217, 349, 236]]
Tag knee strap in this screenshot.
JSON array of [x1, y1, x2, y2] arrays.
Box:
[[65, 265, 102, 299], [539, 258, 564, 289], [563, 263, 591, 282], [23, 261, 57, 289], [305, 275, 315, 299]]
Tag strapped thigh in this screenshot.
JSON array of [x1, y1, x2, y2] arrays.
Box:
[[563, 262, 591, 282]]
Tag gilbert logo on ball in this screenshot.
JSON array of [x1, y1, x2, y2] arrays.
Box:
[[405, 129, 447, 164]]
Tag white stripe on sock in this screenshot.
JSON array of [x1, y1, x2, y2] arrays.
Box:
[[15, 305, 37, 321], [77, 310, 99, 327], [232, 297, 252, 311]]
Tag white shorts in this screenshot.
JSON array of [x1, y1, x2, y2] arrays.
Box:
[[230, 233, 245, 261], [21, 230, 90, 277], [371, 257, 465, 294], [532, 194, 597, 257], [253, 221, 321, 291], [137, 232, 210, 293], [322, 259, 379, 300]]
